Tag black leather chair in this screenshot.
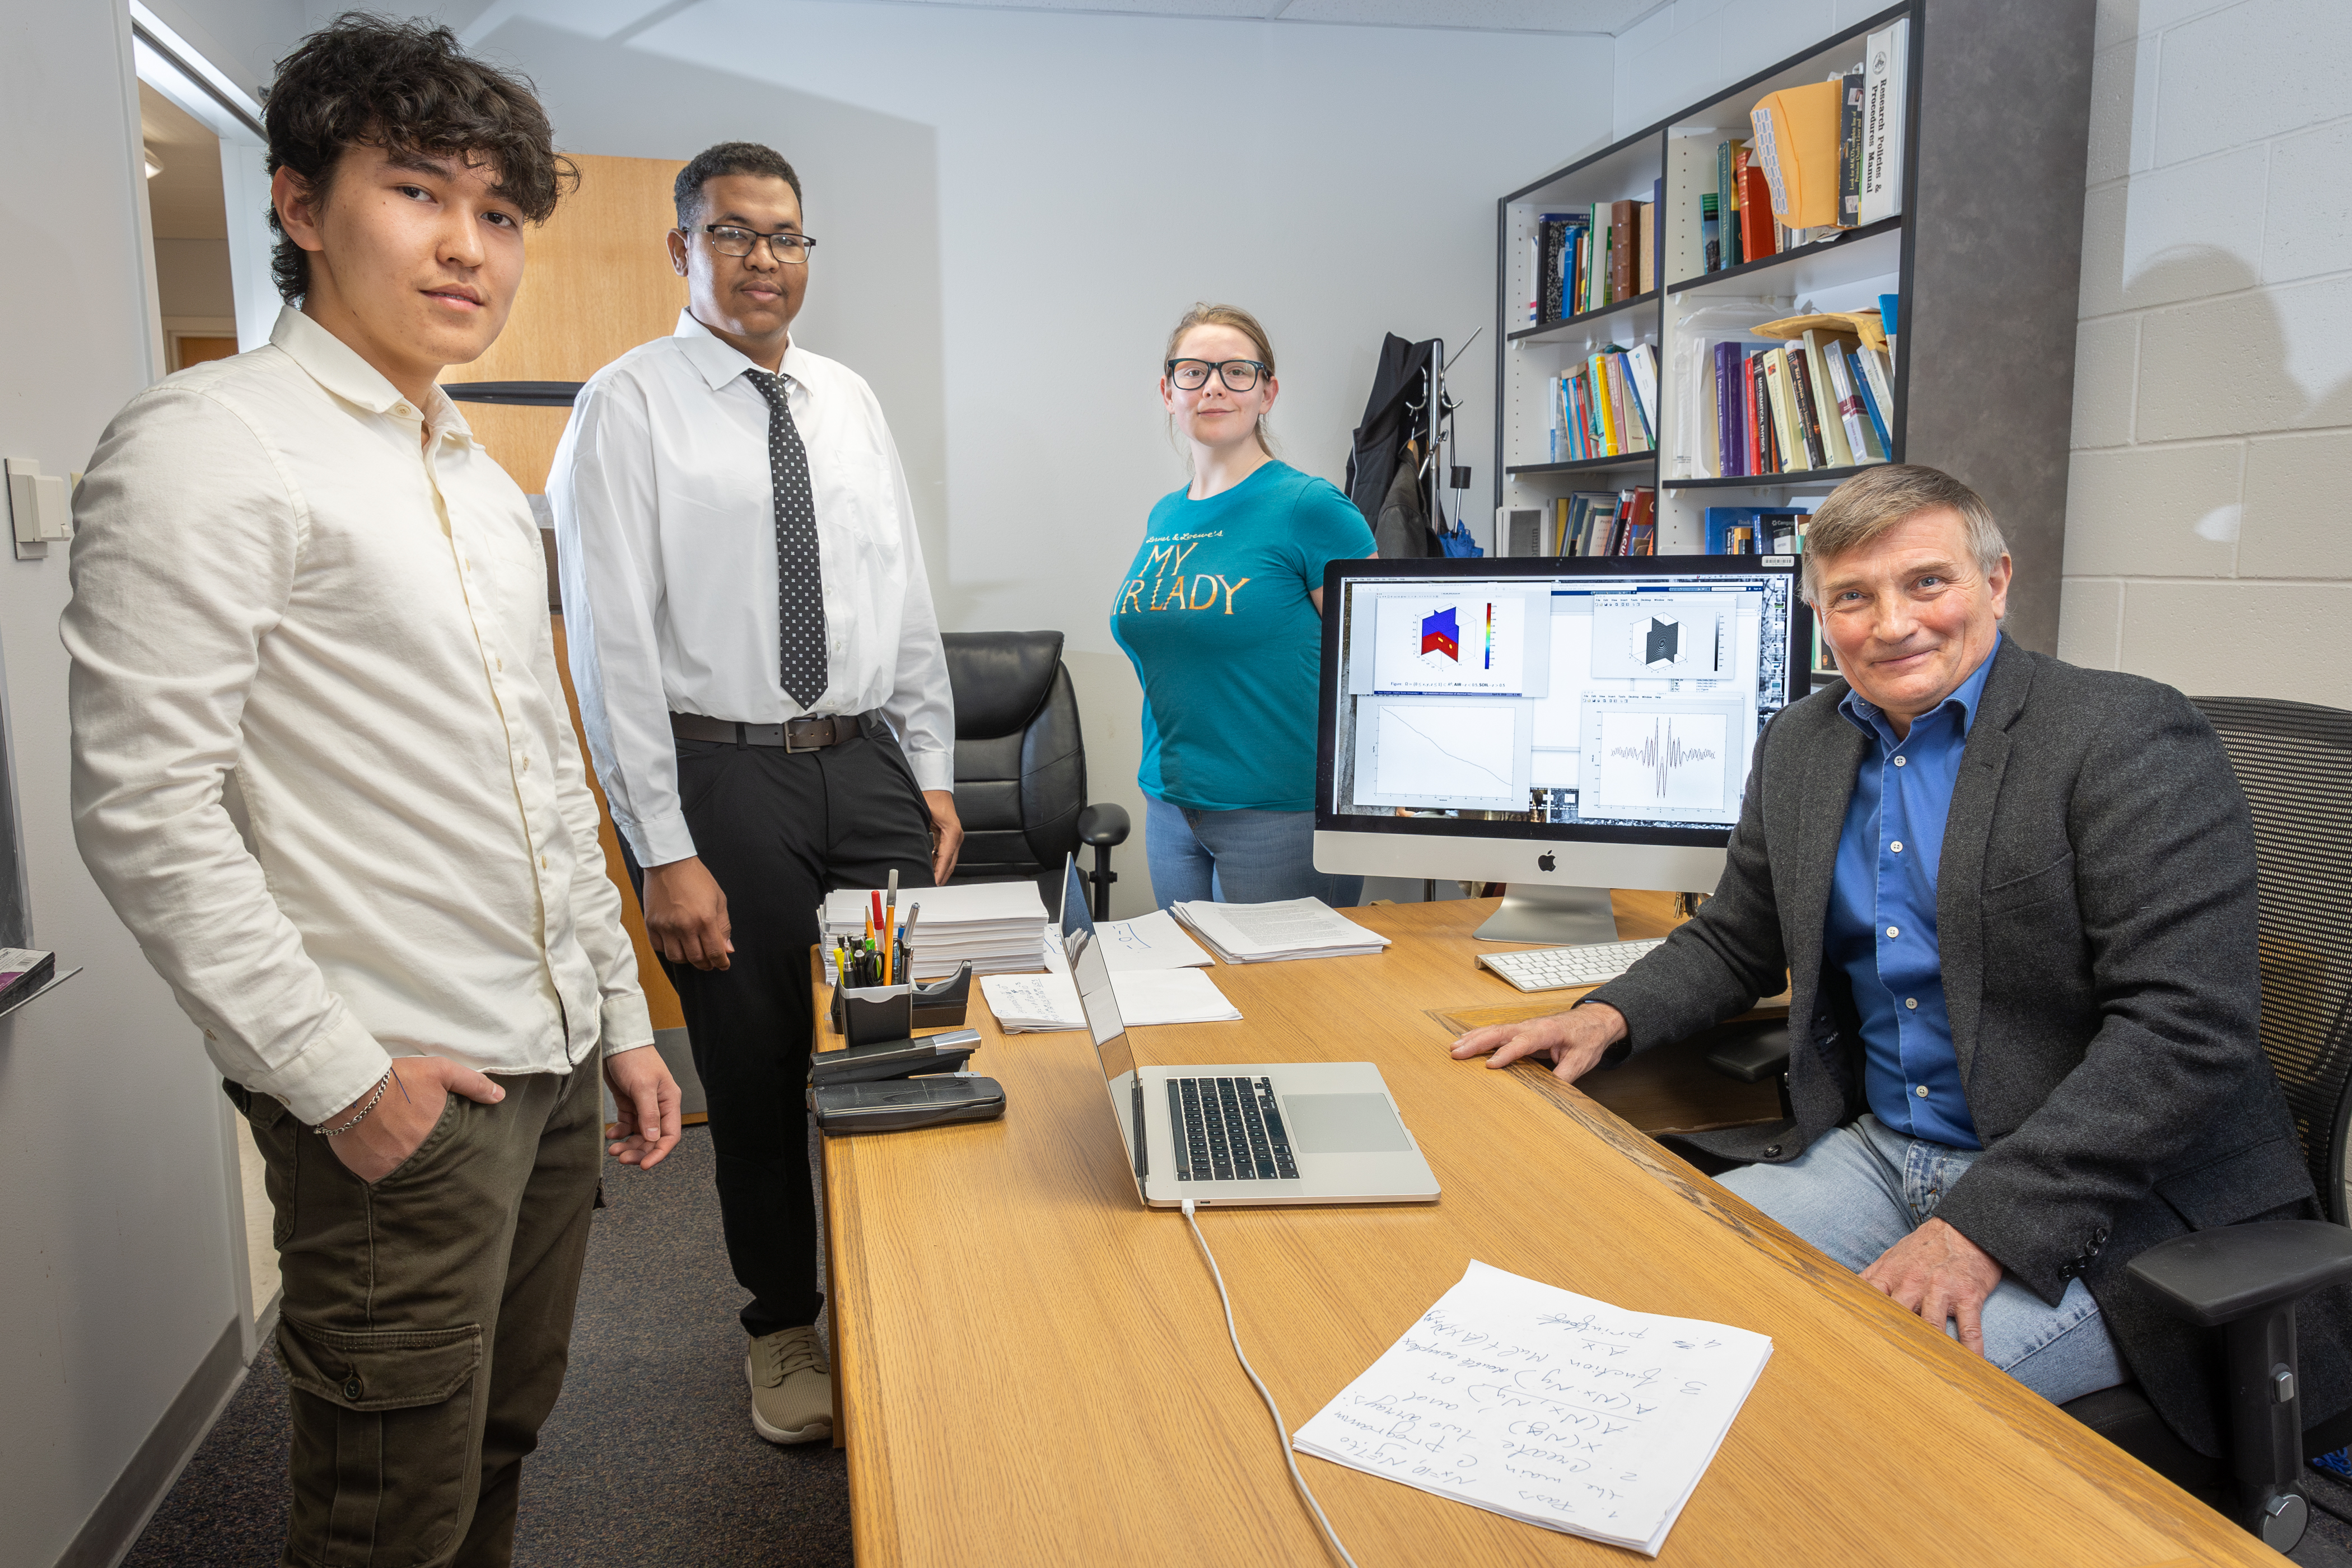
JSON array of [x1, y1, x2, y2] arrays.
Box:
[[1701, 696, 2352, 1550], [940, 630, 1128, 917]]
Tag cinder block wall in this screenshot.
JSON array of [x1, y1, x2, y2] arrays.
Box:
[[2057, 0, 2352, 704]]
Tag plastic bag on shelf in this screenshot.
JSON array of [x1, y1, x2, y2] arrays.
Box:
[[1671, 298, 1785, 480]]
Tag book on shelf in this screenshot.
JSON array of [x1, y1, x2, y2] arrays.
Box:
[[1700, 192, 1721, 273], [1784, 343, 1830, 468], [1694, 318, 1895, 480], [1718, 142, 1743, 268], [1798, 330, 1852, 469], [1859, 18, 1910, 226], [1839, 69, 1865, 227], [1548, 488, 1659, 557], [1737, 156, 1777, 269], [1704, 507, 1808, 555], [1547, 341, 1659, 464], [1761, 348, 1804, 473]]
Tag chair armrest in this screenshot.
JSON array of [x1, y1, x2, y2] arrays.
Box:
[[1702, 1019, 1791, 1083], [2126, 1220, 2352, 1328], [1077, 803, 1131, 848]]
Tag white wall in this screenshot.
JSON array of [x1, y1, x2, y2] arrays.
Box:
[[1, 4, 253, 1564], [2055, 0, 2352, 703], [300, 0, 1618, 912], [1610, 0, 1894, 139]]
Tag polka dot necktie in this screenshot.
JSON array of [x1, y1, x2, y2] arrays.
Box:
[[746, 368, 829, 710]]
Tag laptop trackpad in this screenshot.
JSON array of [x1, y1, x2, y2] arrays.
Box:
[[1282, 1093, 1411, 1155]]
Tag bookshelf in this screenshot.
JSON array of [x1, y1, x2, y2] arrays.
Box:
[[1491, 0, 2096, 654]]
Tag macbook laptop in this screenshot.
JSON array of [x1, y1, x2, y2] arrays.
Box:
[[1057, 857, 1439, 1208]]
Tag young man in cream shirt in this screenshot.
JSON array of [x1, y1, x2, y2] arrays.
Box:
[[64, 19, 678, 1565]]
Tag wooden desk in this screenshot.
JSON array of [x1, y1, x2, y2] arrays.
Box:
[[819, 897, 2279, 1566]]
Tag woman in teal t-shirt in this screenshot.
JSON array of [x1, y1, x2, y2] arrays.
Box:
[[1110, 304, 1376, 908]]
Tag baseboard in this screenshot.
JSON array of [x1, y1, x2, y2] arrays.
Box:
[[54, 1310, 251, 1568]]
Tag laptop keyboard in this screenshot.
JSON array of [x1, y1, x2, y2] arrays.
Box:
[[1170, 1076, 1300, 1182]]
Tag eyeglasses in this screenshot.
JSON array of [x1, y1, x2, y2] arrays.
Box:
[[1166, 358, 1267, 393], [695, 224, 816, 263]]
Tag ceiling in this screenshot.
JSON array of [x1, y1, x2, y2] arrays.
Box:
[[139, 80, 228, 241], [773, 0, 1661, 32]]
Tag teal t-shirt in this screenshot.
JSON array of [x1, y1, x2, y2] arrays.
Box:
[[1109, 461, 1375, 812]]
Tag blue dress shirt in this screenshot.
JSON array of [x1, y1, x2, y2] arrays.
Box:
[[1824, 637, 2001, 1147]]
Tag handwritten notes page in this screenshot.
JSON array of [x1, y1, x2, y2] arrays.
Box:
[[1292, 1261, 1771, 1557]]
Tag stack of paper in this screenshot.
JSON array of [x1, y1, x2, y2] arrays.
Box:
[[822, 880, 1050, 982], [1094, 909, 1214, 972], [1169, 898, 1391, 964], [979, 968, 1241, 1033], [1293, 1261, 1772, 1557]]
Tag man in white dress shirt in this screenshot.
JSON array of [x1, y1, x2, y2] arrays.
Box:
[[552, 141, 960, 1443], [65, 20, 679, 1565]]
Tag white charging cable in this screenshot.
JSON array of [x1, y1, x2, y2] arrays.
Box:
[[1182, 1198, 1361, 1568]]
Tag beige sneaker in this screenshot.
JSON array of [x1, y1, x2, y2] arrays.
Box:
[[746, 1325, 832, 1444]]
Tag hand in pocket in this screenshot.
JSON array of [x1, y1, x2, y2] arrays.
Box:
[[325, 1057, 507, 1183]]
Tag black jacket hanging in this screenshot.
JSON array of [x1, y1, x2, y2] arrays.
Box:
[[1344, 333, 1438, 557]]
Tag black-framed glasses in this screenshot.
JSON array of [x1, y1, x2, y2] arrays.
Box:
[[694, 224, 816, 263], [1166, 358, 1267, 392]]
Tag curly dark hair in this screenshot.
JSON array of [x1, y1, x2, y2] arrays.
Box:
[[262, 13, 576, 304], [674, 142, 804, 228]]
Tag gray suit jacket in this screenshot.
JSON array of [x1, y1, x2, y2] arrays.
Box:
[[1586, 639, 2349, 1456]]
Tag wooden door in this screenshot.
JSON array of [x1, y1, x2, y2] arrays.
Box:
[[445, 153, 689, 1032]]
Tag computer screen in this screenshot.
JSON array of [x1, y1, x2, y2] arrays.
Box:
[[1313, 556, 1808, 929]]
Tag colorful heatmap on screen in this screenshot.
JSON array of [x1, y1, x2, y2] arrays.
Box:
[[1420, 606, 1459, 661]]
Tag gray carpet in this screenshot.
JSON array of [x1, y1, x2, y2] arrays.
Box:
[[124, 1124, 853, 1567]]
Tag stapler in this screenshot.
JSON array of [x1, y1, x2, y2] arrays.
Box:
[[808, 1026, 980, 1087]]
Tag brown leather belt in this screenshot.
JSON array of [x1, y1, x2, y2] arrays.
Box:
[[670, 711, 866, 751]]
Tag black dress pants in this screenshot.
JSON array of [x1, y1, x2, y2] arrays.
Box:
[[623, 714, 934, 1337]]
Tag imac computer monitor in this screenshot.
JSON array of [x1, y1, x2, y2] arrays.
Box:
[[1314, 554, 1810, 944]]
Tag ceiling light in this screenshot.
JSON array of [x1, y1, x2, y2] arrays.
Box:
[[144, 147, 165, 179]]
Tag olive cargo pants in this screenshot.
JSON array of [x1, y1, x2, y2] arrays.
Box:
[[230, 1063, 601, 1567]]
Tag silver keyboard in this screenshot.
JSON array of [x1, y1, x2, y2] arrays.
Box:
[[1477, 937, 1664, 993]]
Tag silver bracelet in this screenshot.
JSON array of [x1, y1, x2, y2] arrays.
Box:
[[314, 1071, 391, 1137]]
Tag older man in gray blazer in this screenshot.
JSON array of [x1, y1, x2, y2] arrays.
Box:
[[1452, 464, 2348, 1458]]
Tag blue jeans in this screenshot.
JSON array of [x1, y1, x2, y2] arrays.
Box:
[[1144, 796, 1364, 909], [1717, 1114, 2127, 1406]]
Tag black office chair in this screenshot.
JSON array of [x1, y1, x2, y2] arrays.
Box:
[[1701, 696, 2352, 1551], [2060, 696, 2352, 1552], [940, 630, 1128, 917]]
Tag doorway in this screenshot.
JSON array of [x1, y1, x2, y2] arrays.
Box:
[[138, 81, 239, 374]]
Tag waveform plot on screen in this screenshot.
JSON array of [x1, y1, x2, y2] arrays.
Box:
[[1594, 712, 1729, 809], [1421, 606, 1460, 662]]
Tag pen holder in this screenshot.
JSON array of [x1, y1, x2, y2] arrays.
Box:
[[832, 982, 913, 1047], [910, 960, 973, 1029]]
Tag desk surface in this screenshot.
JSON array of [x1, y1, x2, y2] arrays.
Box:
[[820, 895, 2277, 1567]]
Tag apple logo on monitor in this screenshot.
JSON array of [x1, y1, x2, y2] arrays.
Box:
[[1537, 852, 1557, 871]]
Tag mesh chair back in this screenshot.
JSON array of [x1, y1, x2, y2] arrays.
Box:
[[2192, 696, 2352, 1222]]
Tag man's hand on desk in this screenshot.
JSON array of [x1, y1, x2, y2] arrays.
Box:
[[924, 789, 963, 884], [1860, 1217, 2005, 1356], [645, 855, 733, 970], [1449, 1003, 1628, 1082]]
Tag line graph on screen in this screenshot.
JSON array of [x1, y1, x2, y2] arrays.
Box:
[[1593, 712, 1728, 809], [1374, 704, 1518, 801]]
